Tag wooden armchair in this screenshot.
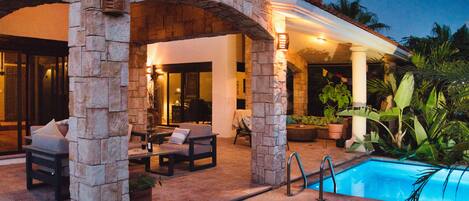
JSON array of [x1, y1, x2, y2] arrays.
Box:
[[159, 123, 218, 171], [24, 124, 69, 201]]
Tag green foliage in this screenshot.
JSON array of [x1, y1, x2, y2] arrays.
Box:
[[328, 0, 390, 31], [129, 174, 158, 193], [287, 115, 328, 126], [340, 72, 415, 149], [319, 82, 351, 123], [394, 73, 415, 110], [404, 23, 469, 61]]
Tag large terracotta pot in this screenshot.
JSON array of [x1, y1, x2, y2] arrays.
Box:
[[328, 123, 344, 140], [130, 188, 152, 201]]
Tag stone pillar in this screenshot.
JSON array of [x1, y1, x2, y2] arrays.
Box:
[[287, 52, 308, 115], [68, 0, 130, 200], [250, 39, 287, 186], [346, 45, 367, 151], [250, 13, 287, 185], [128, 44, 148, 131], [244, 37, 253, 110]]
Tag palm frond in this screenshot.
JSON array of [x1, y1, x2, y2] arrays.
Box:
[[406, 167, 441, 201]]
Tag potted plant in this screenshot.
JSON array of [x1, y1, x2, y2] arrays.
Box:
[[129, 173, 159, 201], [318, 82, 352, 140]]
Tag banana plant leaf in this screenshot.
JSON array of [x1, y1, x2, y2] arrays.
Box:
[[380, 107, 400, 121], [414, 116, 428, 146], [338, 107, 381, 122], [394, 72, 415, 110]]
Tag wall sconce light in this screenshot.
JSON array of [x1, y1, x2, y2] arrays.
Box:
[[146, 65, 164, 80], [146, 66, 154, 75], [102, 0, 124, 16], [277, 33, 289, 50]]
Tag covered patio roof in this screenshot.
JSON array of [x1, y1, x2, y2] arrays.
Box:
[[273, 0, 411, 63]]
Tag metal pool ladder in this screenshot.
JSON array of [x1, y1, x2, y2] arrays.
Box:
[[286, 152, 308, 196], [317, 155, 337, 201]]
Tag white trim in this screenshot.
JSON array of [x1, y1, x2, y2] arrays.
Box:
[[272, 0, 411, 60]]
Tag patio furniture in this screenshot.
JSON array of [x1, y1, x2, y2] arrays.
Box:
[[24, 123, 69, 201], [159, 123, 218, 171], [233, 117, 252, 147], [128, 146, 179, 176]]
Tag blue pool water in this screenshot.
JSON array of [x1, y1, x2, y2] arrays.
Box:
[[308, 160, 468, 201]]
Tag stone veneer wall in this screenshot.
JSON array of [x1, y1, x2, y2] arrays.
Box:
[[244, 37, 253, 110], [130, 0, 273, 43], [250, 40, 287, 185], [67, 0, 130, 200], [287, 52, 308, 115], [128, 44, 148, 131]]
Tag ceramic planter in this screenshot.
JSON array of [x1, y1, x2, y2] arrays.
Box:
[[328, 123, 344, 140]]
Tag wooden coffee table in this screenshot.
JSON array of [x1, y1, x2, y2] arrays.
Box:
[[128, 146, 179, 176]]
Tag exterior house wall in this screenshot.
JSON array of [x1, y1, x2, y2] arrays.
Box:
[[287, 52, 308, 115], [147, 35, 238, 138], [0, 3, 68, 41]]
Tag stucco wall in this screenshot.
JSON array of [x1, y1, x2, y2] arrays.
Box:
[[147, 35, 239, 138], [0, 3, 68, 41]]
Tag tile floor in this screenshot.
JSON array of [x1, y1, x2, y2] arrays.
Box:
[[0, 137, 363, 201]]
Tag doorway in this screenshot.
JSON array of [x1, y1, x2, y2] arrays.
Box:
[[163, 62, 212, 125], [0, 35, 68, 155]]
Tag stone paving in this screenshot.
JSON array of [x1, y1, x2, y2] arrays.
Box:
[[0, 138, 362, 201]]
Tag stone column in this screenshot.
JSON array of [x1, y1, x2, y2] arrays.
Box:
[[346, 45, 367, 151], [128, 44, 148, 131], [68, 0, 130, 200], [244, 37, 253, 110], [250, 39, 287, 186]]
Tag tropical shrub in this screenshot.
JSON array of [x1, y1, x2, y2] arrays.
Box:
[[339, 72, 415, 149], [339, 72, 468, 201], [287, 115, 328, 126], [319, 82, 352, 124]]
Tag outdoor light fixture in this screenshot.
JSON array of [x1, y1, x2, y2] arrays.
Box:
[[102, 0, 124, 15], [146, 65, 164, 80], [146, 65, 154, 75], [277, 33, 289, 50]]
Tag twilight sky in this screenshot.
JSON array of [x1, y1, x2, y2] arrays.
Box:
[[322, 0, 469, 43]]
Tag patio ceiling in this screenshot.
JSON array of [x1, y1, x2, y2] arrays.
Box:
[[273, 0, 412, 64]]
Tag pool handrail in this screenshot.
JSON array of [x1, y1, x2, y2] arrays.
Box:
[[318, 155, 337, 201], [287, 152, 308, 196]]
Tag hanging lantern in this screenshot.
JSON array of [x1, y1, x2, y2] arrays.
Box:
[[102, 0, 125, 16]]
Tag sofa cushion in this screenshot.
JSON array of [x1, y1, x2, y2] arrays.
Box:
[[178, 123, 212, 144], [160, 143, 211, 156], [31, 120, 68, 153], [169, 128, 191, 145], [32, 133, 69, 153], [32, 119, 63, 137]]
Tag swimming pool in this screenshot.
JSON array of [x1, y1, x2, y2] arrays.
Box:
[[308, 159, 468, 201]]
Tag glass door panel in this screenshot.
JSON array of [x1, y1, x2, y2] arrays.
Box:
[[0, 51, 25, 154], [168, 73, 182, 124]]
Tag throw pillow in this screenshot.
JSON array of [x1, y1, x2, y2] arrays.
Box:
[[169, 128, 191, 145], [33, 119, 63, 137]]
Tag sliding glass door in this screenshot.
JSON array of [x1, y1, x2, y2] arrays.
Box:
[[0, 51, 26, 154], [163, 62, 212, 125], [0, 51, 68, 155]]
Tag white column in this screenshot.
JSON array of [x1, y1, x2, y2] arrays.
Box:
[[347, 45, 367, 151]]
